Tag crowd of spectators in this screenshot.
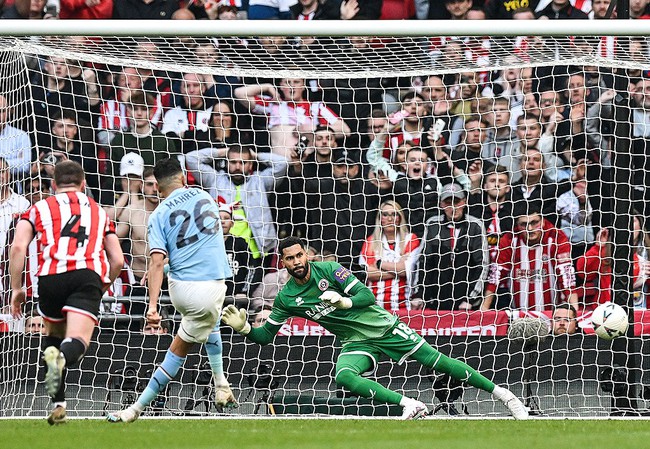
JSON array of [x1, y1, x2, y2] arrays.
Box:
[[2, 0, 650, 329]]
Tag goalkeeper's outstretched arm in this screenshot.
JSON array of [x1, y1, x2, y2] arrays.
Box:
[[221, 305, 281, 345]]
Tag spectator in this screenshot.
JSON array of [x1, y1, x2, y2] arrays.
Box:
[[510, 147, 568, 226], [482, 200, 579, 311], [97, 67, 163, 146], [485, 0, 540, 19], [59, 0, 113, 19], [361, 109, 388, 150], [25, 312, 45, 334], [1, 0, 46, 18], [161, 72, 216, 154], [0, 157, 31, 305], [392, 146, 441, 238], [219, 202, 263, 300], [234, 78, 351, 159], [514, 114, 564, 183], [414, 183, 488, 310], [468, 165, 514, 308], [552, 303, 578, 336], [576, 227, 645, 309], [444, 0, 471, 19], [556, 178, 594, 259], [388, 91, 429, 154], [251, 267, 290, 311], [290, 0, 354, 19], [359, 201, 421, 312], [115, 166, 159, 290], [109, 90, 177, 173], [450, 115, 492, 175], [482, 98, 520, 182], [209, 101, 244, 147], [186, 145, 288, 261], [252, 305, 273, 328], [112, 0, 179, 19], [304, 149, 380, 273], [536, 0, 589, 19], [0, 94, 32, 182], [39, 111, 99, 198], [274, 125, 339, 239], [30, 56, 98, 149]]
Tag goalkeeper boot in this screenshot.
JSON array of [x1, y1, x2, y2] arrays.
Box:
[[493, 386, 529, 420], [214, 382, 238, 408], [47, 405, 67, 426], [106, 407, 141, 423], [43, 346, 65, 398], [400, 400, 429, 420]]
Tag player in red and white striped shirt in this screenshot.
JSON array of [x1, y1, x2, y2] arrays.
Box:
[[481, 201, 579, 312], [9, 161, 124, 425]]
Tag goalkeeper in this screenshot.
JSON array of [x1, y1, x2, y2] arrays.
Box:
[[222, 236, 529, 420]]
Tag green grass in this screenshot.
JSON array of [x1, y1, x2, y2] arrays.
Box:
[[2, 419, 649, 449]]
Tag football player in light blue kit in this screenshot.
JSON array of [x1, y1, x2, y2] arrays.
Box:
[[108, 157, 235, 423]]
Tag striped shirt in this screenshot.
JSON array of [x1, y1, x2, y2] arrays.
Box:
[[20, 192, 115, 282], [359, 233, 420, 311], [486, 221, 576, 311], [252, 96, 340, 129]]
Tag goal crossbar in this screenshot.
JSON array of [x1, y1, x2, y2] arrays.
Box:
[[1, 19, 650, 37]]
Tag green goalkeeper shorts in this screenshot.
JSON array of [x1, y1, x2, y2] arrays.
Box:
[[337, 320, 436, 377]]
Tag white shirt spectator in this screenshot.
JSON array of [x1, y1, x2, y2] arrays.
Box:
[[0, 125, 32, 177]]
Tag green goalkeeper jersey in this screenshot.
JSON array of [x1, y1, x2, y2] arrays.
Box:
[[247, 261, 398, 345]]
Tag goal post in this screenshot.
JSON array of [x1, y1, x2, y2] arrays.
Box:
[[0, 21, 648, 419]]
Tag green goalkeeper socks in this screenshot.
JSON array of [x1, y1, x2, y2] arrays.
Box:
[[335, 368, 403, 405], [430, 352, 495, 393]]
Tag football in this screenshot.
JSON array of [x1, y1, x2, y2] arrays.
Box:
[[591, 302, 629, 340]]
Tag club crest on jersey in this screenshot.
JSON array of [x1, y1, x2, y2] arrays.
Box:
[[334, 267, 351, 284], [318, 279, 329, 291]]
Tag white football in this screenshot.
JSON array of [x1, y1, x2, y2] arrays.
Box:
[[591, 302, 629, 340]]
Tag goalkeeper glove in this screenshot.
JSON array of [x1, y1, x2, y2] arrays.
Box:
[[319, 290, 353, 310], [221, 305, 251, 335]]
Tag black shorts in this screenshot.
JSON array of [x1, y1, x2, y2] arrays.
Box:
[[38, 269, 104, 324]]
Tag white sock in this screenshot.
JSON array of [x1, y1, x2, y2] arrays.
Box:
[[53, 401, 66, 409], [131, 402, 145, 413], [492, 385, 508, 401], [399, 397, 417, 407]]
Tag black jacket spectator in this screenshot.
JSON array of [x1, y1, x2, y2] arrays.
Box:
[[393, 175, 439, 238], [415, 214, 488, 310], [536, 1, 589, 19], [112, 0, 179, 19]]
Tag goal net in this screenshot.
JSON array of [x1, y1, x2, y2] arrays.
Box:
[[1, 24, 649, 419]]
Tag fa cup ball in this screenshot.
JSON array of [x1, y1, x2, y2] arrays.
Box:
[[591, 302, 629, 340]]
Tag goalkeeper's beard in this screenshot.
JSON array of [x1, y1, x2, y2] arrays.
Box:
[[287, 263, 310, 280]]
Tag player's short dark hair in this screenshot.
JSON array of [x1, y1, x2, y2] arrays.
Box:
[[278, 236, 306, 257], [153, 157, 182, 183], [54, 160, 85, 186]]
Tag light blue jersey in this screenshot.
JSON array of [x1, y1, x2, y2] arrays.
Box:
[[148, 187, 232, 281]]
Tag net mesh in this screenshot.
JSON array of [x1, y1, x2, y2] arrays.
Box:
[[0, 33, 649, 419]]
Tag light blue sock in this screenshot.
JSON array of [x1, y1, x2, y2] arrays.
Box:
[[205, 326, 227, 385], [135, 350, 185, 410]]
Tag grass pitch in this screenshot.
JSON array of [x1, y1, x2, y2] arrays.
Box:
[[2, 418, 649, 449]]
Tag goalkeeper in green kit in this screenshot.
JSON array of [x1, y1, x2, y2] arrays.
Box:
[[222, 237, 528, 420]]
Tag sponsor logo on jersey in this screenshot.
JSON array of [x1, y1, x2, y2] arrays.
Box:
[[334, 267, 351, 284], [318, 279, 329, 291], [296, 296, 304, 306]]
